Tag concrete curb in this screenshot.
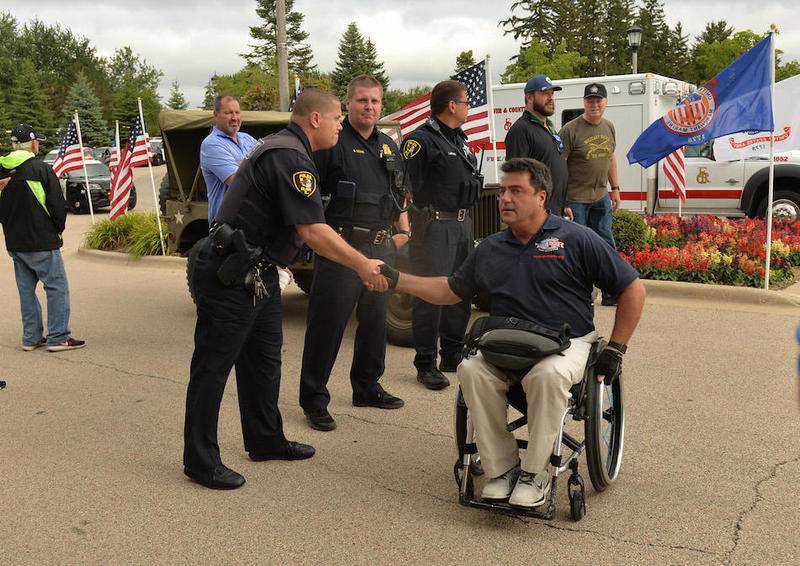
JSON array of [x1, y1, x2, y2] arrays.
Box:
[[643, 279, 800, 308], [75, 246, 800, 308], [76, 245, 186, 270]]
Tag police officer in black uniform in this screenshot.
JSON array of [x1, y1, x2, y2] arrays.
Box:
[[299, 76, 410, 431], [402, 80, 483, 390], [183, 89, 389, 490]]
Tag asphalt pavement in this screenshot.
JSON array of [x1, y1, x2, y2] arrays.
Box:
[[1, 165, 798, 565]]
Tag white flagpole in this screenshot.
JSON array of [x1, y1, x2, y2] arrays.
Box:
[[137, 98, 166, 255], [764, 28, 777, 290], [73, 111, 96, 224], [485, 54, 500, 183], [113, 120, 122, 214], [294, 75, 301, 96]]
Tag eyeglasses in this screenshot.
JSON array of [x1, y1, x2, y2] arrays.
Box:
[[453, 100, 470, 106]]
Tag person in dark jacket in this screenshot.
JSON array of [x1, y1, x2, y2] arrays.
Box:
[[0, 124, 85, 352]]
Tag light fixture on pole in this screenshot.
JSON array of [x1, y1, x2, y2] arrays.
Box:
[[627, 24, 642, 74]]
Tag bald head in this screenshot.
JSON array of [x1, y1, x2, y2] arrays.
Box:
[[291, 88, 343, 152]]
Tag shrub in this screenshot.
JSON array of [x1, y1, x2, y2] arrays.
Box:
[[612, 209, 649, 254], [84, 212, 165, 257]]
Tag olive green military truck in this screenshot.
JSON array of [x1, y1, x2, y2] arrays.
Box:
[[158, 109, 500, 345]]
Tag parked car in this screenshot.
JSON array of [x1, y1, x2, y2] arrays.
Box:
[[59, 159, 137, 214], [150, 138, 165, 166], [43, 149, 59, 165], [92, 146, 114, 163]]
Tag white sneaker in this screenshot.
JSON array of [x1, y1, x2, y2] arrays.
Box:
[[480, 463, 520, 501], [509, 470, 551, 508]]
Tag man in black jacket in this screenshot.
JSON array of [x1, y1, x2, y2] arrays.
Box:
[[0, 124, 85, 352]]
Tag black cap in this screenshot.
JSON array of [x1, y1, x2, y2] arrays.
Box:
[[583, 83, 607, 99], [10, 124, 46, 143]]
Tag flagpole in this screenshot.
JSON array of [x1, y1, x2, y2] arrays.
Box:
[[764, 27, 777, 290], [484, 54, 500, 184], [138, 98, 167, 256], [73, 111, 96, 224], [114, 120, 123, 214]]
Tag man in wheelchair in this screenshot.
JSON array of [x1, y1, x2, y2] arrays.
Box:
[[378, 157, 645, 510]]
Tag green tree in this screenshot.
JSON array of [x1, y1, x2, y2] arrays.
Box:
[[362, 38, 389, 92], [636, 0, 672, 75], [382, 85, 431, 116], [693, 30, 762, 83], [500, 0, 570, 54], [331, 22, 368, 100], [501, 38, 587, 83], [243, 0, 316, 75], [598, 0, 635, 75], [665, 23, 691, 81], [62, 71, 109, 146], [7, 58, 56, 149], [166, 79, 189, 110], [213, 65, 279, 111], [455, 50, 476, 74], [202, 74, 218, 110], [105, 46, 162, 93]]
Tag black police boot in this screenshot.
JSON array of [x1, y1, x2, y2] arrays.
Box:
[[353, 386, 405, 409], [416, 369, 450, 390], [439, 354, 463, 373], [250, 441, 316, 461], [304, 409, 337, 431], [184, 464, 246, 490]]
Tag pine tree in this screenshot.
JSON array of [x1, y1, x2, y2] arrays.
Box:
[[636, 0, 671, 75], [599, 0, 635, 75], [202, 74, 218, 110], [666, 23, 691, 81], [7, 59, 56, 148], [166, 79, 189, 110], [455, 50, 476, 74], [362, 38, 389, 92], [61, 71, 109, 146], [331, 22, 367, 100], [243, 0, 317, 75], [500, 0, 564, 53]]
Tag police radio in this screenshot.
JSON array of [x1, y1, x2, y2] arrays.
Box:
[[382, 153, 408, 213]]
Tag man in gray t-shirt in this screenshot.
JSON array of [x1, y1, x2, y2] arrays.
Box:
[[559, 82, 621, 305]]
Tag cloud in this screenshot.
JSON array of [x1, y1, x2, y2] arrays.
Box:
[[5, 0, 798, 107]]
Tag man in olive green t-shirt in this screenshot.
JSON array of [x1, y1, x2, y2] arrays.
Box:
[[559, 82, 621, 305]]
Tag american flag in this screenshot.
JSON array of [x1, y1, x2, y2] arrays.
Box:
[[662, 147, 687, 203], [109, 123, 120, 172], [52, 120, 85, 178], [109, 117, 149, 220], [381, 60, 491, 150]]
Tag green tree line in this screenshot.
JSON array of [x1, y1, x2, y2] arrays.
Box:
[[0, 12, 163, 153]]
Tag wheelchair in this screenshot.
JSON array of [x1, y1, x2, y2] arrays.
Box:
[[453, 339, 624, 521]]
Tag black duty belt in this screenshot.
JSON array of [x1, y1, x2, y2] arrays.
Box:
[[334, 225, 392, 246], [431, 208, 469, 222]]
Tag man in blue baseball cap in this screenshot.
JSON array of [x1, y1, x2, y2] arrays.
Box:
[[504, 75, 571, 219]]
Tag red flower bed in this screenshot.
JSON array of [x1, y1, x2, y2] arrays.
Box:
[[619, 215, 800, 288]]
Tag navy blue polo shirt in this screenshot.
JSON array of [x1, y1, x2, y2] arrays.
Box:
[[448, 214, 639, 337]]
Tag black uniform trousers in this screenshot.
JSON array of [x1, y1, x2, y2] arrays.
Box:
[[183, 238, 285, 473], [409, 218, 472, 371], [299, 238, 397, 412]]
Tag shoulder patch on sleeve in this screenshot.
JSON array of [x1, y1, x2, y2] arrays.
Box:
[[402, 139, 421, 160], [292, 170, 317, 197]]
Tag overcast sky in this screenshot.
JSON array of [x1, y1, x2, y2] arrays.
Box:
[[6, 0, 799, 106]]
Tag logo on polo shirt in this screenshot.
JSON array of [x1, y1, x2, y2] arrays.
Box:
[[535, 238, 564, 253], [402, 139, 421, 159], [292, 170, 317, 197]]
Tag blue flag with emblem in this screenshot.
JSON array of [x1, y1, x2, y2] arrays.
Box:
[[627, 34, 773, 168]]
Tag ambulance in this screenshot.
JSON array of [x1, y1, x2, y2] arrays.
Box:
[[478, 73, 800, 220]]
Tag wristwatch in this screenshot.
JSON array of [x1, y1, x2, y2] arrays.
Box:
[[608, 340, 627, 354], [611, 186, 621, 191], [397, 229, 411, 238]]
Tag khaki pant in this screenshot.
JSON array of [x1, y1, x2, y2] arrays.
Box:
[[456, 332, 596, 478]]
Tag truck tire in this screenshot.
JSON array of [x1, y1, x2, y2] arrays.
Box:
[[758, 190, 800, 222], [186, 237, 206, 304], [159, 175, 170, 215], [386, 290, 414, 347], [127, 186, 137, 211]]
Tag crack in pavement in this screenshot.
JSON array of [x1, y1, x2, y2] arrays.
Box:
[[723, 455, 800, 565], [333, 410, 453, 440]]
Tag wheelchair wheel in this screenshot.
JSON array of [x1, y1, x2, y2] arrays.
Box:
[[453, 387, 483, 479], [584, 374, 624, 492]]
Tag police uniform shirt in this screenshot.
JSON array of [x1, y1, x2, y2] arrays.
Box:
[[447, 214, 639, 336], [314, 116, 400, 230], [215, 122, 325, 266], [505, 110, 568, 216], [401, 117, 479, 211]]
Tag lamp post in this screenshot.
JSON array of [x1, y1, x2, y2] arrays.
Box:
[[627, 24, 642, 74]]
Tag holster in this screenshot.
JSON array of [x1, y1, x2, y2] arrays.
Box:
[[409, 203, 432, 242], [210, 223, 263, 286]]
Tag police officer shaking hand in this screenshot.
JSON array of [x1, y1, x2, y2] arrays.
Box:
[[183, 89, 388, 490], [299, 76, 410, 431], [402, 80, 483, 390]]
